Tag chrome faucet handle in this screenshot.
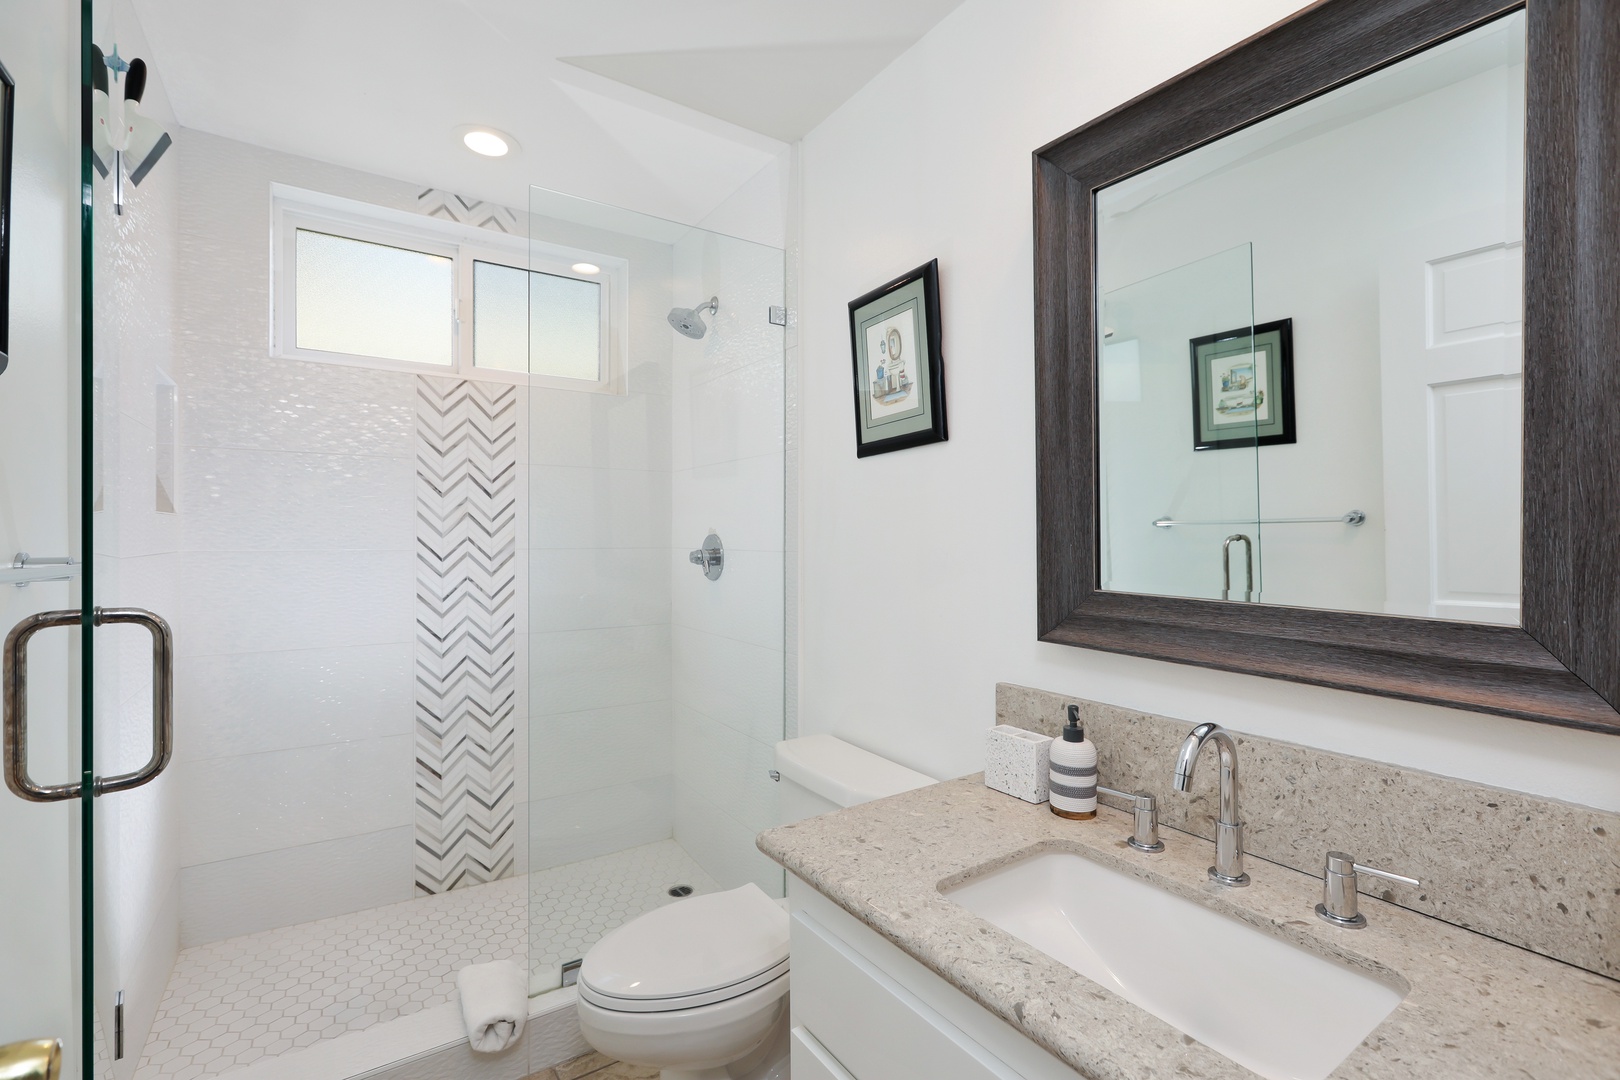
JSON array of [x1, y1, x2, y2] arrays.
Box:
[[1315, 851, 1420, 929], [1097, 786, 1165, 852]]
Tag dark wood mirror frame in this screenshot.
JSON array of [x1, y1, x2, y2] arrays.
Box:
[[1034, 0, 1620, 734]]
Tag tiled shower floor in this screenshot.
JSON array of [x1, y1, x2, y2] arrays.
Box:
[[135, 841, 721, 1080]]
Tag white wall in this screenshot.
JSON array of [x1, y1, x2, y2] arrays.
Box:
[[796, 0, 1620, 812], [0, 0, 89, 1067]]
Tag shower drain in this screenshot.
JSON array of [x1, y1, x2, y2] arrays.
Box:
[[667, 884, 694, 897]]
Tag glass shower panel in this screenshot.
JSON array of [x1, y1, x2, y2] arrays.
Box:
[[524, 186, 786, 1002], [1096, 244, 1260, 602]]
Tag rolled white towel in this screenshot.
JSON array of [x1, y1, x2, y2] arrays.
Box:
[[456, 960, 527, 1053]]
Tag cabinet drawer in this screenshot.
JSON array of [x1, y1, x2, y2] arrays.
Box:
[[791, 912, 1024, 1080], [790, 1026, 858, 1080]]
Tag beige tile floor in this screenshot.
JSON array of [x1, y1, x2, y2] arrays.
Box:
[[528, 1051, 657, 1080]]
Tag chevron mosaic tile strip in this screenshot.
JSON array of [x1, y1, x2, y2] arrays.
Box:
[[416, 187, 520, 233], [414, 375, 520, 895]]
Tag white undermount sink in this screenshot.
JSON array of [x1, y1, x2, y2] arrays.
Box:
[[942, 851, 1406, 1080]]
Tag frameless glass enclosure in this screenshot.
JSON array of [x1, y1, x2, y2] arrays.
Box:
[[522, 186, 787, 994]]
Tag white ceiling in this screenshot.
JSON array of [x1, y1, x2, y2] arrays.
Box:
[[128, 0, 968, 225]]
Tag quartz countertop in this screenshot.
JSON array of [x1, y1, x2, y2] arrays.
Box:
[[757, 775, 1620, 1080]]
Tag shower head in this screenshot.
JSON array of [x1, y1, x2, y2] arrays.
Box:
[[668, 296, 719, 339]]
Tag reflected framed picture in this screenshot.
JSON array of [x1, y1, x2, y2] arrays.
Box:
[[848, 259, 947, 457], [0, 57, 13, 375], [1189, 318, 1294, 451]]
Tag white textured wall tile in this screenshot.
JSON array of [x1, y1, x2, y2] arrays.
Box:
[[178, 827, 415, 945], [670, 547, 784, 649], [671, 626, 783, 744], [177, 550, 414, 657], [176, 644, 413, 761], [179, 358, 417, 457], [528, 701, 672, 800], [179, 736, 414, 865], [180, 447, 414, 552], [528, 625, 670, 715], [527, 466, 671, 550], [671, 453, 784, 554], [527, 776, 674, 872], [527, 548, 670, 633]]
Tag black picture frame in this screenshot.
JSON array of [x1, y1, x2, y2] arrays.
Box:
[[847, 259, 947, 457], [0, 57, 14, 374], [1189, 318, 1294, 451]]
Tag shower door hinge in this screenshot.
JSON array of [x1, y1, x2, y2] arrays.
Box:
[[114, 992, 124, 1060], [768, 306, 788, 327]]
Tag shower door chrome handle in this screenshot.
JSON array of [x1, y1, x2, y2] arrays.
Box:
[[4, 607, 174, 802]]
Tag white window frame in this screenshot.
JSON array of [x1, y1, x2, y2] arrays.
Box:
[[270, 184, 629, 393]]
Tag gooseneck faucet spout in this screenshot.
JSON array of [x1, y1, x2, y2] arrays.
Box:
[[1173, 723, 1249, 886]]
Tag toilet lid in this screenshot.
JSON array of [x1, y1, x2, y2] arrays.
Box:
[[580, 883, 789, 1005]]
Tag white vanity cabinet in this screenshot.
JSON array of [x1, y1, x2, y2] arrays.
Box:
[[788, 876, 1086, 1080]]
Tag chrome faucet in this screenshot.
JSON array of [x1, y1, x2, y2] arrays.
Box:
[[1172, 723, 1249, 886]]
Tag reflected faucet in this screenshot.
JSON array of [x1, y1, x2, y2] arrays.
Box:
[[1173, 723, 1249, 886], [1221, 534, 1253, 602]]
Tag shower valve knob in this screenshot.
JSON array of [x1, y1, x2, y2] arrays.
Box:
[[689, 533, 724, 581]]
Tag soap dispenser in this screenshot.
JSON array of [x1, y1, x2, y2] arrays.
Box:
[[1049, 704, 1098, 819]]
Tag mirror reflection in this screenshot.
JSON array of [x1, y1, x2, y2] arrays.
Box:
[[1095, 11, 1525, 624]]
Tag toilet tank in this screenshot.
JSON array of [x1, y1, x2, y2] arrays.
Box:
[[774, 734, 935, 824]]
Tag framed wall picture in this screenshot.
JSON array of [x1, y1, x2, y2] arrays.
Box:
[[848, 259, 946, 457], [1189, 318, 1294, 451], [0, 57, 13, 375]]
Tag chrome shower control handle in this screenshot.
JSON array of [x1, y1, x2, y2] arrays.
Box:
[[688, 532, 724, 581], [1097, 786, 1164, 852], [1315, 850, 1420, 928]]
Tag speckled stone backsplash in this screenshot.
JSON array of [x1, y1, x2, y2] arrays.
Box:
[[997, 683, 1620, 979]]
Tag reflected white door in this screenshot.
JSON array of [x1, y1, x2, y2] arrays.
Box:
[[1379, 213, 1522, 623]]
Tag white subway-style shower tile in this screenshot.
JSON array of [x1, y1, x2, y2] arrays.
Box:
[[177, 550, 414, 657], [178, 736, 414, 865], [674, 355, 785, 471], [528, 466, 671, 550], [178, 827, 415, 945], [671, 453, 784, 554], [176, 643, 414, 761], [527, 547, 670, 633], [670, 547, 783, 649], [527, 775, 674, 872], [527, 388, 672, 471], [671, 625, 783, 744], [527, 624, 670, 715], [673, 787, 784, 898], [529, 701, 673, 799], [180, 447, 414, 552]]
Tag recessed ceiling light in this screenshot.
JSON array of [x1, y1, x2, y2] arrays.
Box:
[[460, 127, 515, 157], [571, 262, 602, 275]]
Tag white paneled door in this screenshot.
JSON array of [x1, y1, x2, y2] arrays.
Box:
[[1379, 210, 1523, 624]]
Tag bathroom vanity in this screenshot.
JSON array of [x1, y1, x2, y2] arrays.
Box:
[[760, 775, 1620, 1080]]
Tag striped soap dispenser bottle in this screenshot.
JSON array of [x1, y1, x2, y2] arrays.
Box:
[[1049, 704, 1098, 819]]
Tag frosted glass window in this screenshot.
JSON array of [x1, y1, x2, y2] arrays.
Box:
[[474, 260, 601, 380], [295, 229, 453, 365]]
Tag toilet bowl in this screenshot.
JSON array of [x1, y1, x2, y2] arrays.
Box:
[[574, 736, 935, 1079], [575, 883, 790, 1080]]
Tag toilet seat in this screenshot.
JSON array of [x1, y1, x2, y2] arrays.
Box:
[[579, 883, 790, 1014]]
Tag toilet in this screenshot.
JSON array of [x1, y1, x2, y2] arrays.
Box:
[[574, 735, 935, 1080]]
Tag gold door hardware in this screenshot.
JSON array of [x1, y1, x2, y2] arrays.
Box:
[[0, 1039, 62, 1080]]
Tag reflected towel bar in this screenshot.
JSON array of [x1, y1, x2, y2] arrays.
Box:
[[1153, 511, 1365, 529]]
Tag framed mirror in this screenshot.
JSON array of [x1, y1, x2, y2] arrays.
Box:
[[1034, 0, 1620, 732], [0, 57, 12, 375]]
